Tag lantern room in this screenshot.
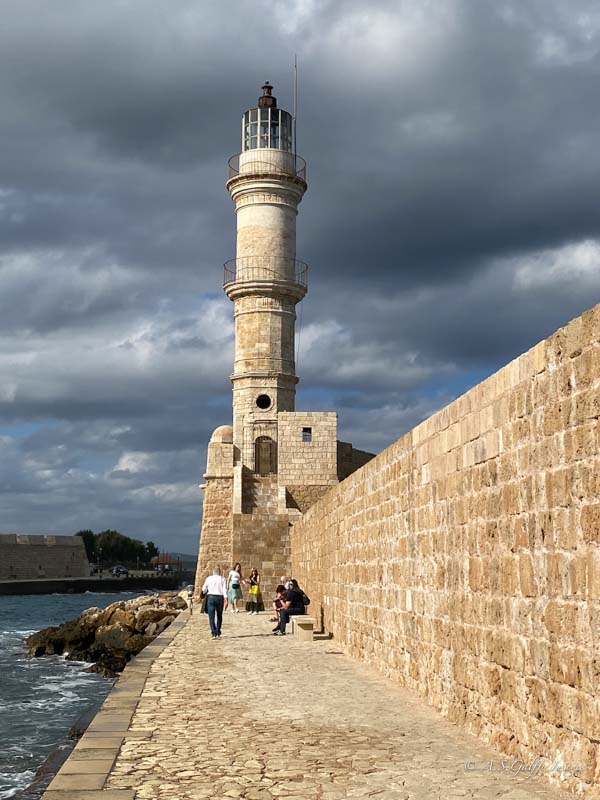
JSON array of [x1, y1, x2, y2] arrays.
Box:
[[242, 82, 293, 152]]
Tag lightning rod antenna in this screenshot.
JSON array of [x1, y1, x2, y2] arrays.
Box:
[[293, 54, 298, 166]]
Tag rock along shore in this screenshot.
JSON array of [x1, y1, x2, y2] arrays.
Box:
[[25, 591, 188, 676]]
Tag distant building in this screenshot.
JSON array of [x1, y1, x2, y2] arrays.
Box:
[[150, 553, 197, 573], [0, 534, 90, 580], [195, 84, 374, 594]]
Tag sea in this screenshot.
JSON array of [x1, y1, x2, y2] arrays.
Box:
[[0, 591, 143, 798]]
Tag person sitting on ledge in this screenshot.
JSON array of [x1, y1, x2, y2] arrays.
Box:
[[274, 578, 305, 636], [280, 575, 292, 591], [271, 584, 287, 629]]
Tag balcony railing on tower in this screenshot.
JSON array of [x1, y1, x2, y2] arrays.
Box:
[[227, 153, 307, 182], [224, 256, 309, 288]]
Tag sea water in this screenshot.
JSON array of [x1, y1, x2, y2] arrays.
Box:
[[0, 592, 142, 798]]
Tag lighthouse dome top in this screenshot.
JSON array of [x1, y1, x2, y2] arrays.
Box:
[[210, 424, 233, 444], [258, 81, 277, 109], [242, 82, 293, 153]]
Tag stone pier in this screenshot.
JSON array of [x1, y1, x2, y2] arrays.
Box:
[[43, 611, 573, 800]]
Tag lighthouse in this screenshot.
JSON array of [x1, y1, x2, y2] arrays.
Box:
[[195, 83, 373, 595], [225, 82, 308, 474]]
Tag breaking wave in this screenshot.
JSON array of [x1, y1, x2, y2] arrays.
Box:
[[0, 591, 139, 798]]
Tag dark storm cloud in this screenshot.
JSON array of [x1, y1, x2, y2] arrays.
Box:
[[302, 237, 600, 381], [0, 0, 599, 551], [299, 4, 600, 291]]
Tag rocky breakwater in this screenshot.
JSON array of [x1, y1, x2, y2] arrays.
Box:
[[25, 592, 188, 676]]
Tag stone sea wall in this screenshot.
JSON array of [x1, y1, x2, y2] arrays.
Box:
[[290, 303, 600, 794], [0, 534, 89, 580]]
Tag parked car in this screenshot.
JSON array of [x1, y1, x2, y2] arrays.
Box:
[[111, 565, 129, 577]]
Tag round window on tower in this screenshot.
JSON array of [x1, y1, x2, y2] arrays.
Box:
[[256, 394, 272, 410]]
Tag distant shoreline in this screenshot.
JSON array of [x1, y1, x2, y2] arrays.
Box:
[[0, 575, 182, 595]]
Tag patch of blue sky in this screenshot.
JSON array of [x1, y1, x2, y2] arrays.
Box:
[[299, 366, 499, 415], [206, 393, 231, 409], [296, 386, 337, 410], [420, 366, 498, 402], [0, 422, 48, 439], [77, 454, 115, 474]]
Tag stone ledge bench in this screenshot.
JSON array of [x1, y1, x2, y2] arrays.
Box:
[[291, 616, 316, 641]]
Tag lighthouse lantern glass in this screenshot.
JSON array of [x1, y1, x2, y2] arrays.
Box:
[[242, 108, 293, 152]]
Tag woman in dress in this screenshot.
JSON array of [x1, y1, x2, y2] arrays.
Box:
[[227, 561, 243, 612], [245, 567, 263, 614]]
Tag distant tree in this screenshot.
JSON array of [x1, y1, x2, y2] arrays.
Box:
[[96, 529, 147, 567], [75, 530, 96, 561], [145, 541, 159, 563], [74, 529, 160, 568]]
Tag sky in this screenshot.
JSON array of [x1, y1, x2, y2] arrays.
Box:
[[1, 0, 600, 553]]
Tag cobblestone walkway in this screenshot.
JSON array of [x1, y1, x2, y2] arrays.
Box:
[[106, 611, 570, 800]]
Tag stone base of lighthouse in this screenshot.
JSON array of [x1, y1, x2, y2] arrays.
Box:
[[195, 478, 293, 601], [194, 418, 374, 599]]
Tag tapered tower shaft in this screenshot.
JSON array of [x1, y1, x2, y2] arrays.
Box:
[[224, 82, 308, 471]]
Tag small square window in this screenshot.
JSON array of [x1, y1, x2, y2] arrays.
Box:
[[302, 427, 312, 442]]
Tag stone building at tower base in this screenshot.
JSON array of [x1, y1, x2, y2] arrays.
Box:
[[195, 415, 373, 596]]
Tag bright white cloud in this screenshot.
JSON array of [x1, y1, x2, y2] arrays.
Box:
[[512, 239, 600, 290]]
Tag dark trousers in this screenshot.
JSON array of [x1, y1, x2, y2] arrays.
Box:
[[279, 606, 304, 633], [207, 595, 224, 636]]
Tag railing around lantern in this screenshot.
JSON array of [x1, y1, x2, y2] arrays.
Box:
[[227, 153, 307, 182], [223, 257, 309, 288]]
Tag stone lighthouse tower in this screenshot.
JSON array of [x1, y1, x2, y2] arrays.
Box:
[[195, 83, 373, 595], [225, 82, 308, 474]]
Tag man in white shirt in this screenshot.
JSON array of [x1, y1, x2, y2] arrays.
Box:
[[201, 566, 229, 638]]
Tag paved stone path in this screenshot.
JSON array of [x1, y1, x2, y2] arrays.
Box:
[[104, 611, 570, 800]]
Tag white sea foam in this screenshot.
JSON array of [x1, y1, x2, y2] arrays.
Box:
[[0, 590, 129, 795], [0, 630, 36, 648], [0, 770, 35, 798]]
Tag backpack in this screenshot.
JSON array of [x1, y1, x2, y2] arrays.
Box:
[[301, 591, 310, 606]]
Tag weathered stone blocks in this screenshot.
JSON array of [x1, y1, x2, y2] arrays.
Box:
[[0, 534, 89, 580], [290, 301, 600, 796]]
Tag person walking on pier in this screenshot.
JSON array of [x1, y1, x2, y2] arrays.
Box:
[[227, 562, 244, 612], [201, 566, 228, 639]]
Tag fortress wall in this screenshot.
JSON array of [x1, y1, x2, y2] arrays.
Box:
[[291, 303, 600, 791], [0, 534, 89, 580], [193, 477, 234, 596], [336, 441, 375, 480]]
